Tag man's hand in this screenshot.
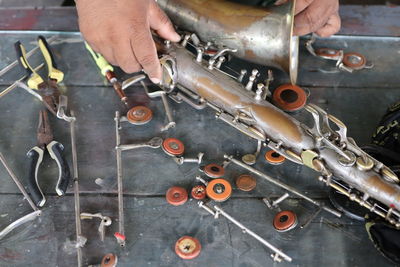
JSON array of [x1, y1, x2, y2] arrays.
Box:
[[76, 0, 181, 83], [293, 0, 340, 37]]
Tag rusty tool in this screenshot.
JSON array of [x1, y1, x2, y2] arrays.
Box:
[[85, 42, 128, 106], [15, 36, 65, 117], [27, 110, 71, 207]]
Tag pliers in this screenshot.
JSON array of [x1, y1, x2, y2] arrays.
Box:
[[27, 109, 71, 207], [15, 36, 64, 117]]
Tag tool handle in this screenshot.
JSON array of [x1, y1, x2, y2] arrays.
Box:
[[47, 141, 71, 196], [14, 41, 44, 90], [27, 146, 46, 207], [85, 42, 114, 77], [38, 35, 64, 83]]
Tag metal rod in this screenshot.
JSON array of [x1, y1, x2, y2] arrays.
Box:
[[272, 193, 290, 207], [300, 208, 322, 229], [0, 63, 45, 99], [161, 93, 174, 125], [212, 204, 292, 263], [225, 155, 341, 218], [0, 210, 41, 240], [115, 111, 126, 246], [0, 152, 38, 211], [198, 201, 216, 216], [0, 35, 56, 78], [70, 111, 83, 267]]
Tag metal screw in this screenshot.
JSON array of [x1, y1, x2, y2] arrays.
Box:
[[238, 69, 247, 83], [174, 152, 204, 165], [196, 175, 208, 186], [245, 69, 259, 91]]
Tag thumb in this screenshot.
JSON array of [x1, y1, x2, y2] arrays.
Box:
[[149, 1, 181, 42]]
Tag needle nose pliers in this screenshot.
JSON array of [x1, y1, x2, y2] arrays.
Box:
[[15, 35, 64, 116], [27, 109, 71, 207]]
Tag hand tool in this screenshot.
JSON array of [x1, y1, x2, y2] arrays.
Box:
[[15, 35, 64, 117], [27, 109, 71, 207], [0, 210, 42, 240], [0, 152, 41, 240], [0, 35, 57, 78], [0, 63, 44, 99], [85, 42, 128, 106], [198, 201, 292, 263]]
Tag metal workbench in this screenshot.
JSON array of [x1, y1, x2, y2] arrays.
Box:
[[0, 5, 399, 267]]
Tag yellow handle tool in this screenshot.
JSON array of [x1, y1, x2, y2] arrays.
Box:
[[38, 36, 64, 83], [85, 42, 114, 77], [15, 41, 44, 90]]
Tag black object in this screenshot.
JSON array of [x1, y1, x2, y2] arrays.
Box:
[[329, 188, 368, 221], [371, 101, 400, 165], [27, 110, 71, 207], [365, 214, 400, 264]]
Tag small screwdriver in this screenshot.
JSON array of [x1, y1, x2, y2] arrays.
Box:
[[85, 42, 128, 106]]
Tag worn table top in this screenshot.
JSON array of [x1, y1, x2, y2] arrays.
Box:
[[0, 28, 399, 267]]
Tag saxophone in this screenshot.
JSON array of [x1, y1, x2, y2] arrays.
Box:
[[157, 0, 299, 84], [155, 35, 400, 228]]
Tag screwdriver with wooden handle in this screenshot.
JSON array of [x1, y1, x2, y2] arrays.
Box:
[[85, 42, 128, 106]]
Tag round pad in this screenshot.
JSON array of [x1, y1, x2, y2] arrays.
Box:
[[126, 106, 153, 125], [162, 138, 185, 156], [236, 174, 257, 192], [191, 185, 207, 200], [204, 163, 225, 178], [315, 48, 341, 59], [265, 150, 286, 165], [273, 84, 307, 112], [273, 210, 298, 232], [101, 253, 118, 267], [343, 52, 366, 70], [242, 154, 257, 165], [206, 179, 232, 202], [175, 236, 202, 260], [166, 186, 188, 206]]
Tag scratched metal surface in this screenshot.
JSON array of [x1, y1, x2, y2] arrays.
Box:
[[0, 31, 399, 266]]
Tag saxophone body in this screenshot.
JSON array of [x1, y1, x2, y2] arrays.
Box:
[[157, 0, 299, 84], [157, 37, 400, 227]]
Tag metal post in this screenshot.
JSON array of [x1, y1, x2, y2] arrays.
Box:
[[0, 152, 38, 211], [70, 111, 83, 267], [115, 111, 126, 246]]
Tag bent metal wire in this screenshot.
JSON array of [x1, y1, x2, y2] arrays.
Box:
[[155, 34, 400, 228]]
